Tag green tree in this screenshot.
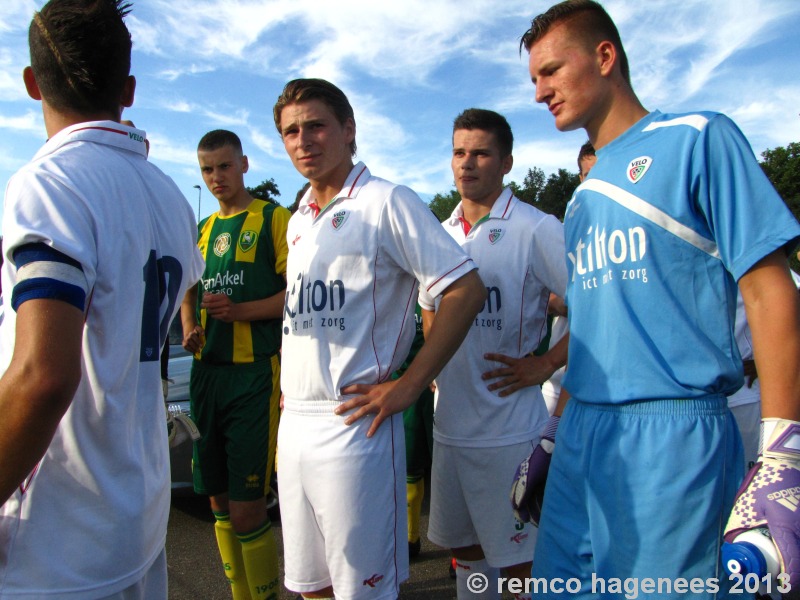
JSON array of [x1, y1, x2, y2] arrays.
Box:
[[429, 189, 461, 222], [246, 178, 280, 203], [760, 142, 800, 221], [537, 168, 580, 219], [516, 167, 546, 206], [759, 142, 800, 271]]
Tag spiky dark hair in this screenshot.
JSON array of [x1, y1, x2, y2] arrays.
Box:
[[29, 0, 133, 114]]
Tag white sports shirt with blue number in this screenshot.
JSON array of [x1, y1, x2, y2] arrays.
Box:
[[418, 190, 567, 447], [0, 121, 204, 598], [281, 162, 476, 409], [562, 110, 800, 404]]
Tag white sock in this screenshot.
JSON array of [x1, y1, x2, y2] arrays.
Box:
[[454, 558, 501, 599]]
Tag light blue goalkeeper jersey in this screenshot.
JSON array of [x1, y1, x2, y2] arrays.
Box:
[[562, 110, 800, 404]]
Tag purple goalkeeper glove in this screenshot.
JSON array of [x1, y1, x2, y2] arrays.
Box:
[[725, 419, 800, 596], [510, 415, 559, 526]]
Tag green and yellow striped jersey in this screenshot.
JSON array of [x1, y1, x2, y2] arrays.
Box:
[[196, 198, 289, 365]]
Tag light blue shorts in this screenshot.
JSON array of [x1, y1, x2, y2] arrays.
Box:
[[531, 396, 746, 599]]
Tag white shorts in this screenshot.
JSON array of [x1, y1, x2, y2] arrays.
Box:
[[428, 440, 539, 568], [730, 401, 760, 471], [277, 402, 408, 600], [102, 548, 167, 600]]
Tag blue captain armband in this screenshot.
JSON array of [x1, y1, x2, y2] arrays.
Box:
[[11, 242, 88, 312]]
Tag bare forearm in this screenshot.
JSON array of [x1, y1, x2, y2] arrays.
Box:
[[540, 332, 569, 378], [0, 300, 82, 504], [740, 251, 800, 420], [400, 271, 486, 396], [553, 383, 571, 417], [421, 308, 434, 340], [180, 284, 199, 333], [0, 367, 76, 503]]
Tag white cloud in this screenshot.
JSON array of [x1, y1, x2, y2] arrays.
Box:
[[0, 0, 798, 218], [250, 127, 282, 160], [0, 0, 37, 35], [0, 44, 30, 102], [145, 131, 199, 169], [130, 0, 293, 60], [0, 109, 41, 134], [156, 64, 217, 83]]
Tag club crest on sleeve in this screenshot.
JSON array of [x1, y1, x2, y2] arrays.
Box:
[[489, 228, 504, 245], [213, 232, 231, 257], [238, 230, 258, 253], [331, 210, 349, 231], [627, 156, 652, 184]]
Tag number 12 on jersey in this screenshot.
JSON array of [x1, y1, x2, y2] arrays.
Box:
[[140, 250, 183, 362]]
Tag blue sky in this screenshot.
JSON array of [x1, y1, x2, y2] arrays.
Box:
[[1, 0, 799, 223]]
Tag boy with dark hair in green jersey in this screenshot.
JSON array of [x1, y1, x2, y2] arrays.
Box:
[[181, 129, 290, 600]]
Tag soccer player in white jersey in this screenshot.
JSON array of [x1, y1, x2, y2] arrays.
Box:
[[418, 109, 568, 600], [522, 1, 800, 596], [273, 78, 486, 600], [0, 1, 204, 598]]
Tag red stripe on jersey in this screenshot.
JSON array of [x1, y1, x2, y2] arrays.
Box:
[[347, 165, 369, 197], [499, 189, 514, 218], [425, 258, 472, 293], [518, 268, 529, 354], [19, 462, 41, 495], [369, 252, 383, 379], [70, 125, 128, 136], [384, 283, 417, 380], [458, 217, 471, 236], [390, 414, 401, 595]]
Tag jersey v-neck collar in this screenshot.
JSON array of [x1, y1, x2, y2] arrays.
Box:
[[449, 187, 516, 237], [299, 162, 370, 222]]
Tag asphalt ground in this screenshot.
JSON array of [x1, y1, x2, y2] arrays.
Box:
[[166, 489, 460, 600]]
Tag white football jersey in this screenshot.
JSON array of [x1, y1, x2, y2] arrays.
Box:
[[0, 121, 204, 598], [281, 162, 476, 410], [419, 190, 567, 448]]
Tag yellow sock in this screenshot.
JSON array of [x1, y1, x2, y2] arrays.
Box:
[[238, 520, 280, 600], [214, 512, 252, 600], [407, 478, 424, 543]]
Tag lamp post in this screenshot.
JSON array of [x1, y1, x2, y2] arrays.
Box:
[[192, 185, 202, 222]]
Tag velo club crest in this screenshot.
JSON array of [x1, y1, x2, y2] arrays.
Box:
[[331, 210, 349, 231], [627, 156, 652, 184]]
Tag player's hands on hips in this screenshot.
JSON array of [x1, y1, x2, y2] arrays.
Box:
[[510, 415, 559, 526], [202, 291, 237, 322], [483, 353, 554, 397], [336, 379, 419, 438], [182, 325, 205, 354], [724, 418, 800, 594]]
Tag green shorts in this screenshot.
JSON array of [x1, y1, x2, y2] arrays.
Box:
[[403, 387, 434, 481], [190, 355, 280, 501]]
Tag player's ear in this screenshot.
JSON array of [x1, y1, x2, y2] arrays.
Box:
[[23, 67, 42, 101], [343, 117, 355, 148], [596, 41, 616, 78], [241, 155, 249, 174], [120, 75, 135, 108], [502, 154, 513, 176]]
